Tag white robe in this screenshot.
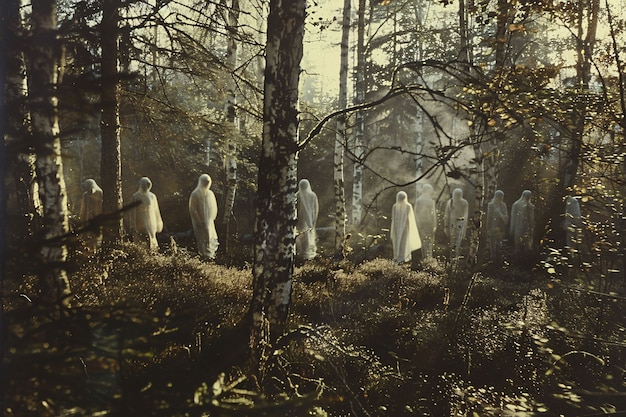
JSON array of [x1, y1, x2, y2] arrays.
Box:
[[391, 191, 421, 263], [444, 188, 468, 252], [563, 196, 582, 250], [414, 184, 437, 258], [189, 174, 219, 259], [131, 177, 164, 251], [296, 179, 319, 260], [486, 190, 508, 258], [80, 179, 104, 251], [80, 179, 103, 223], [510, 190, 534, 254]]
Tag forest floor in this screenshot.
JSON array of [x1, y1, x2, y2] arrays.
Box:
[[2, 241, 626, 417]]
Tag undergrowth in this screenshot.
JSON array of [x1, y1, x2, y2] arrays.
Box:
[[3, 243, 626, 416]]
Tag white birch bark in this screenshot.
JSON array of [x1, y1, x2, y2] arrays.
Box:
[[5, 0, 43, 236], [351, 0, 366, 226], [222, 0, 240, 229], [27, 0, 71, 303], [334, 0, 350, 256], [250, 0, 305, 377]]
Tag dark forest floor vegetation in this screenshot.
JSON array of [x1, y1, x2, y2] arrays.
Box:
[[3, 242, 626, 417]]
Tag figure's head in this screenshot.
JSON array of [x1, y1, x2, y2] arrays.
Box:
[[494, 190, 504, 201], [522, 190, 531, 201], [452, 188, 463, 200], [299, 179, 310, 191], [422, 183, 433, 196], [199, 174, 211, 188], [139, 177, 152, 192], [396, 191, 408, 203], [83, 178, 97, 192]]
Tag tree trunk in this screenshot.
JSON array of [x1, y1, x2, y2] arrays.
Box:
[[27, 0, 71, 305], [567, 0, 598, 190], [539, 0, 599, 247], [351, 0, 366, 226], [222, 0, 240, 238], [5, 0, 42, 240], [468, 0, 511, 265], [1, 0, 8, 285], [334, 0, 350, 257], [457, 0, 486, 269], [249, 0, 305, 378], [100, 0, 124, 242], [466, 140, 485, 268], [412, 1, 425, 197], [494, 0, 510, 68], [458, 0, 471, 66]]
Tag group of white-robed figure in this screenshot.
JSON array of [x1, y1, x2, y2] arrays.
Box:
[[78, 174, 219, 259], [390, 186, 560, 264], [77, 175, 319, 261], [78, 175, 580, 264], [129, 174, 219, 258]]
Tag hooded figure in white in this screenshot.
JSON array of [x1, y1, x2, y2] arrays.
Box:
[[414, 184, 437, 259], [510, 190, 534, 256], [444, 188, 469, 256], [130, 177, 164, 251], [80, 179, 103, 222], [296, 179, 319, 260], [563, 196, 582, 251], [189, 174, 219, 259], [80, 179, 104, 251], [391, 191, 421, 264], [486, 190, 508, 259]]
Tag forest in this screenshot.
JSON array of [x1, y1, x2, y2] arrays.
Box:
[[1, 0, 626, 416]]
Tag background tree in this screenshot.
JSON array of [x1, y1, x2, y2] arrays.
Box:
[[221, 0, 240, 246], [1, 0, 8, 310], [333, 0, 350, 258], [350, 0, 367, 226], [100, 0, 124, 242]]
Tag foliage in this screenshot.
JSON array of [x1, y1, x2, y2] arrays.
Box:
[[4, 246, 626, 416]]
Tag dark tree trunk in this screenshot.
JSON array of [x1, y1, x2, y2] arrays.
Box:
[[1, 0, 8, 297], [494, 0, 510, 68], [539, 0, 599, 248], [249, 0, 305, 378], [100, 0, 124, 242]]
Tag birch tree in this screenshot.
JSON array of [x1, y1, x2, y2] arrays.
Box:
[[333, 0, 350, 257], [351, 0, 366, 225], [5, 0, 42, 241], [249, 0, 305, 375], [27, 0, 71, 304], [221, 0, 240, 239]]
